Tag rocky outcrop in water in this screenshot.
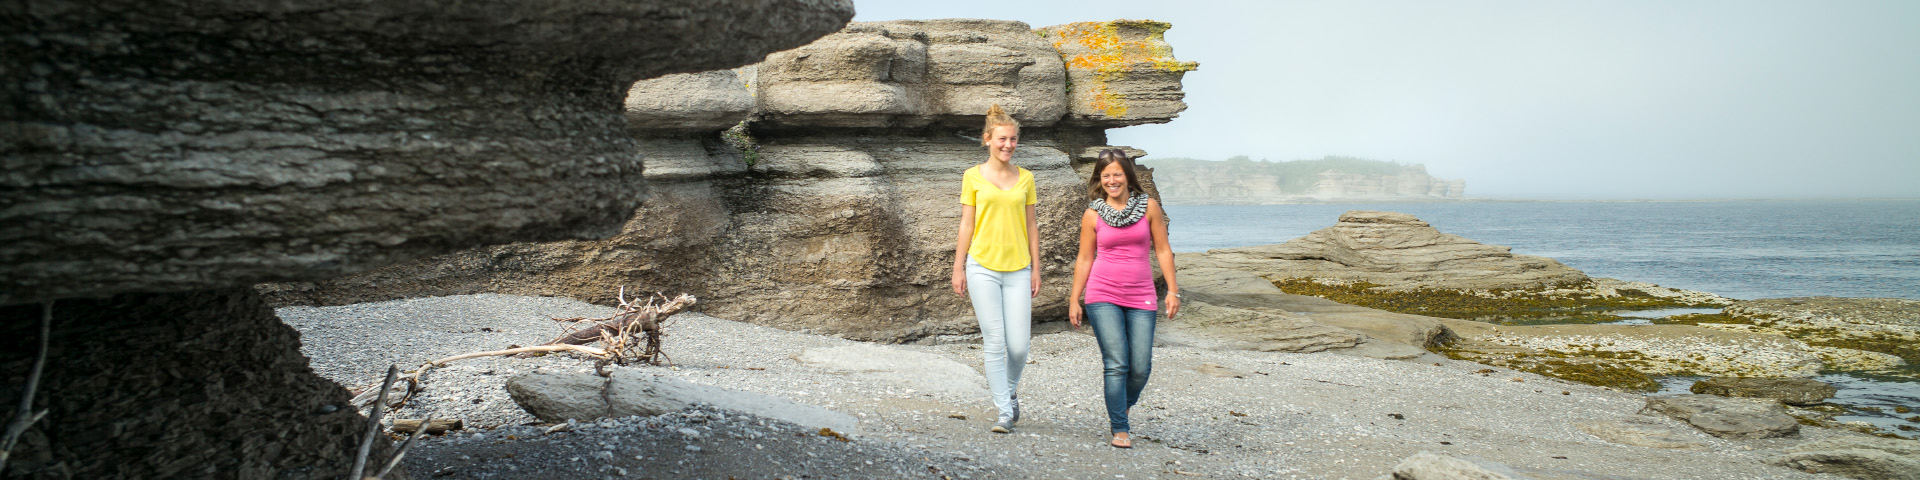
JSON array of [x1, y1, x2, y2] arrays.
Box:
[[1183, 210, 1589, 290], [268, 19, 1199, 342], [1, 0, 855, 477]]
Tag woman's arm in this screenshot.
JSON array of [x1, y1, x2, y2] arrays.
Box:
[[1147, 199, 1180, 319], [1026, 203, 1041, 298], [1068, 209, 1097, 327], [953, 205, 976, 296]]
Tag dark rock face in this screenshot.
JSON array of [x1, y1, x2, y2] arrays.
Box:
[[1, 1, 856, 477], [0, 0, 857, 305], [0, 289, 387, 479]]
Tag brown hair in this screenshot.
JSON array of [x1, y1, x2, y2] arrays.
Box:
[[1087, 148, 1145, 200], [981, 104, 1020, 146]]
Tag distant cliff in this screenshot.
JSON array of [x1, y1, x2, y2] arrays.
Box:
[[1148, 156, 1464, 204]]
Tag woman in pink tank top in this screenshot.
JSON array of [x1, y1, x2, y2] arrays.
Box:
[[1067, 149, 1181, 449]]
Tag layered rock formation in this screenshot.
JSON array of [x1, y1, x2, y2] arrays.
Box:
[[1, 0, 856, 305], [270, 19, 1200, 342], [1184, 210, 1589, 291], [1, 0, 855, 477]]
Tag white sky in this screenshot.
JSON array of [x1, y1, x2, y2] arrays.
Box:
[[854, 0, 1920, 199]]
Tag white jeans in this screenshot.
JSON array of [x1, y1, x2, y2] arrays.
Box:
[[966, 257, 1032, 419]]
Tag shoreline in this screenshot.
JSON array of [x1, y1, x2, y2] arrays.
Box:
[[286, 293, 1878, 479], [1162, 197, 1920, 206]]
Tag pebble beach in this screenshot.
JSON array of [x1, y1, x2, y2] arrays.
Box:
[[281, 293, 1858, 479]]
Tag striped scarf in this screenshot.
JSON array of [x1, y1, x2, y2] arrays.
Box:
[[1089, 193, 1149, 228]]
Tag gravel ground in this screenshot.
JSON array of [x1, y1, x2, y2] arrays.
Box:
[[281, 294, 1858, 480]]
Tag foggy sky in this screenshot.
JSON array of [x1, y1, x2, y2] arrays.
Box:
[[854, 1, 1920, 200]]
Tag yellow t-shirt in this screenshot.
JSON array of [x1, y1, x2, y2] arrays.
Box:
[[960, 165, 1038, 272]]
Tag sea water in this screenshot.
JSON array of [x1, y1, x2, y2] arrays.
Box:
[[1164, 199, 1920, 300], [1163, 199, 1920, 436]]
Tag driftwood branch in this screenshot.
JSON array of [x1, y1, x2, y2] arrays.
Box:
[[374, 407, 431, 479], [392, 418, 463, 435], [543, 293, 695, 367], [430, 345, 609, 366], [350, 366, 399, 479], [0, 301, 53, 472]]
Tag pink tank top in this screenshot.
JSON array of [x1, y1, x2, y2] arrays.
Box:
[[1083, 217, 1157, 310]]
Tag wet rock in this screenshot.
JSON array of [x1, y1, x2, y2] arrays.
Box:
[[506, 370, 857, 433], [1766, 435, 1920, 480], [1185, 210, 1589, 291], [1691, 377, 1837, 406], [1641, 394, 1800, 439]]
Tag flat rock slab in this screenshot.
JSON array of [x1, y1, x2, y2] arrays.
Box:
[[1691, 377, 1837, 406], [793, 343, 986, 399], [1767, 435, 1920, 480], [1574, 419, 1709, 450], [507, 369, 857, 434], [1177, 266, 1450, 356], [1641, 394, 1799, 439], [1158, 300, 1363, 353]]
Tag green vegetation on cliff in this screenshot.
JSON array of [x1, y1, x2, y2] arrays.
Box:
[[1149, 155, 1415, 194]]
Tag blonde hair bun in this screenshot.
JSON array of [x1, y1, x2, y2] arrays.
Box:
[[981, 104, 1020, 146]]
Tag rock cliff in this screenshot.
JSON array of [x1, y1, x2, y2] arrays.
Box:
[[1, 1, 855, 477], [266, 19, 1199, 343]]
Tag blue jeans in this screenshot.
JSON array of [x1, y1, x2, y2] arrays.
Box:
[[1085, 302, 1155, 433], [966, 257, 1031, 419]]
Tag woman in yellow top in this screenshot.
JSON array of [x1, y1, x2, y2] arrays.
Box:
[[952, 104, 1040, 434]]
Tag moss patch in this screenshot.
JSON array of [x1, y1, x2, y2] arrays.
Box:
[[1651, 313, 1753, 326], [1433, 344, 1660, 392], [1273, 278, 1702, 325]]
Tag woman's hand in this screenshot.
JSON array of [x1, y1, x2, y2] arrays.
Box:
[[1030, 271, 1041, 298], [1068, 302, 1084, 328], [951, 264, 967, 296], [1165, 292, 1182, 319]]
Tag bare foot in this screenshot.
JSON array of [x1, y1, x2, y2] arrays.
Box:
[[1110, 432, 1132, 448]]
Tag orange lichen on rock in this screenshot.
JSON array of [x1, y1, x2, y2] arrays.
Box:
[[1036, 19, 1197, 122], [1043, 20, 1198, 74]]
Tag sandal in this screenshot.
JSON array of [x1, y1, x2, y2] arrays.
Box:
[[1110, 433, 1132, 448]]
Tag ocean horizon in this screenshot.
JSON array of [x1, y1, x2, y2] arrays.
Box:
[[1163, 198, 1920, 301]]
